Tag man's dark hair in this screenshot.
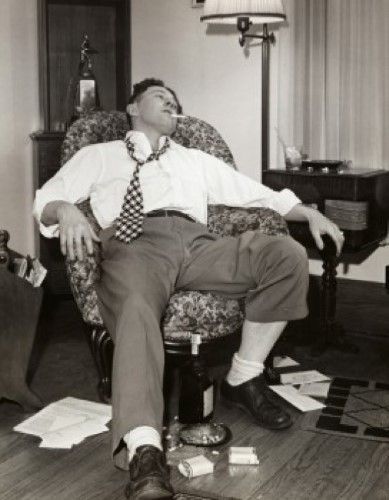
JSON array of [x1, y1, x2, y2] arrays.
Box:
[[126, 78, 183, 128]]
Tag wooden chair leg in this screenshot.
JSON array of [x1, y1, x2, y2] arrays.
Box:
[[86, 326, 113, 403]]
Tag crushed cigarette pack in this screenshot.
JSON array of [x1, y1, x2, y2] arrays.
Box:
[[178, 454, 214, 478]]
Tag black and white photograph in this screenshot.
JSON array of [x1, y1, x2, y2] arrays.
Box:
[[1, 1, 389, 499]]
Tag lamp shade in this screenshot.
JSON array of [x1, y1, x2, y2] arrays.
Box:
[[201, 0, 286, 25]]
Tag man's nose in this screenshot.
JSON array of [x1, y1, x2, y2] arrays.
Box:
[[165, 100, 176, 111]]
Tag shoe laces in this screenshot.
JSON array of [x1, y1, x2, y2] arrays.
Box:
[[131, 447, 168, 480]]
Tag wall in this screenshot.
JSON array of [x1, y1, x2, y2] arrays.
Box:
[[0, 1, 40, 256], [131, 0, 388, 283], [131, 0, 262, 181]]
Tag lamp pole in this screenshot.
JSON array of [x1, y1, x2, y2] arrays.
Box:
[[261, 23, 271, 171], [237, 21, 276, 172]]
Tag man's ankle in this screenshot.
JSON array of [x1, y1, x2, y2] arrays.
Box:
[[123, 425, 162, 462]]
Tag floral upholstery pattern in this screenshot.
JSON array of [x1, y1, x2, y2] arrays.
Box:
[[62, 111, 288, 342], [61, 111, 129, 165]]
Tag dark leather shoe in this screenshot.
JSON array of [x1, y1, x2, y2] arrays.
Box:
[[125, 445, 173, 500], [220, 375, 292, 430]]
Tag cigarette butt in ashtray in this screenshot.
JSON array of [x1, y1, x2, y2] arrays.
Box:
[[178, 455, 214, 478], [228, 446, 259, 465]]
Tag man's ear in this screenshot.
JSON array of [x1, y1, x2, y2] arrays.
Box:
[[126, 103, 139, 116]]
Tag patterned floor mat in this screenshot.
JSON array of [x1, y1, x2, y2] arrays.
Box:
[[300, 376, 389, 441]]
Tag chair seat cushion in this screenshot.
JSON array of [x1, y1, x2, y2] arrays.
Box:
[[69, 281, 244, 343], [163, 291, 244, 342]]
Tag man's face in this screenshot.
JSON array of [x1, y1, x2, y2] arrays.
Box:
[[127, 86, 179, 136]]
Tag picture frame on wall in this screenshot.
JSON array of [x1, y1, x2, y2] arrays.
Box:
[[192, 0, 205, 7]]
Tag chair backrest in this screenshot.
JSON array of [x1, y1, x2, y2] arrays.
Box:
[[61, 111, 236, 169]]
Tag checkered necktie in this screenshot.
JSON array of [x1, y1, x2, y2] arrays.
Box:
[[115, 137, 170, 244]]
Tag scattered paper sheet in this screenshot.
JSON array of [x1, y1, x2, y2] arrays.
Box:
[[269, 384, 325, 412], [273, 356, 300, 368], [298, 382, 331, 398], [14, 397, 111, 449], [280, 370, 330, 386]]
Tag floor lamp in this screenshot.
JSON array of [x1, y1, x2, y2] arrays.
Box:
[[200, 0, 286, 171]]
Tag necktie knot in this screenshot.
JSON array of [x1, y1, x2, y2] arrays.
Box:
[[125, 137, 170, 165]]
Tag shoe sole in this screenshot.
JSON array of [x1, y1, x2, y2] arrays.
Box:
[[222, 397, 293, 430]]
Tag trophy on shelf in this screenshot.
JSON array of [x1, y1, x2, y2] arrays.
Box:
[[67, 34, 100, 125]]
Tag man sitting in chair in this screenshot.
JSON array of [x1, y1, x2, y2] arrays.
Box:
[[33, 78, 344, 500]]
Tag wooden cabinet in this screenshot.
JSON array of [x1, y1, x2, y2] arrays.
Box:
[[38, 0, 131, 131], [33, 0, 131, 295], [31, 132, 69, 295]]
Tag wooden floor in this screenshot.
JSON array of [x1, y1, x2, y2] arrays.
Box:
[[1, 299, 389, 499]]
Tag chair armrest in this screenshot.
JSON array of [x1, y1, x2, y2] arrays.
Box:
[[65, 200, 104, 326], [207, 205, 289, 237]]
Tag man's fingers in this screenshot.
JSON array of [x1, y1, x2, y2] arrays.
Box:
[[83, 225, 99, 255], [90, 227, 101, 243], [84, 232, 95, 256], [60, 231, 67, 256], [66, 227, 75, 261], [312, 230, 324, 251], [330, 226, 344, 256], [74, 229, 85, 261], [317, 225, 344, 256]]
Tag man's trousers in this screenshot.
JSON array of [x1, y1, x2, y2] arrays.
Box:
[[95, 215, 309, 470]]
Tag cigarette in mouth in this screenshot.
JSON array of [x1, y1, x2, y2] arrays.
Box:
[[170, 113, 187, 119]]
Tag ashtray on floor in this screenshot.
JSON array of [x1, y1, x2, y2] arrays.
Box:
[[179, 423, 231, 447]]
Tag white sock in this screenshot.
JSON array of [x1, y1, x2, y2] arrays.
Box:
[[226, 352, 264, 386], [123, 426, 163, 462]]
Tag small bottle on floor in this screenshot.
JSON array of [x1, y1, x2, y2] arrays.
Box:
[[178, 334, 215, 424]]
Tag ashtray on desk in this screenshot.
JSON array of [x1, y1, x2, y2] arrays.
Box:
[[301, 160, 344, 173], [179, 423, 231, 447]]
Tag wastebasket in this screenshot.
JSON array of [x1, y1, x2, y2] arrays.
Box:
[[0, 230, 43, 409]]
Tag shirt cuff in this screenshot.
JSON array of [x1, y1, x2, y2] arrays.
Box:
[[38, 222, 60, 239], [33, 191, 64, 239], [270, 188, 301, 216]]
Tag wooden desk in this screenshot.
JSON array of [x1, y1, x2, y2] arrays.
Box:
[[263, 168, 389, 253], [263, 168, 389, 352]]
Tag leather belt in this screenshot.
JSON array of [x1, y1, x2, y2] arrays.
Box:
[[146, 209, 195, 223]]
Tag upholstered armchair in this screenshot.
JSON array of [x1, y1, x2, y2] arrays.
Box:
[[61, 111, 289, 402]]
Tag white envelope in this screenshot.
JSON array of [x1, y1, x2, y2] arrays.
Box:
[[269, 384, 325, 412], [280, 370, 330, 386]]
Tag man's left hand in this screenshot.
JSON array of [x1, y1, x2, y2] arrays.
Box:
[[305, 209, 345, 256], [284, 204, 345, 256]]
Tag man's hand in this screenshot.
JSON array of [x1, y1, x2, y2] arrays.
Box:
[[305, 209, 344, 256], [285, 204, 345, 256], [41, 201, 100, 261]]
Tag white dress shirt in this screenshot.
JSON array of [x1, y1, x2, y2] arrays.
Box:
[[33, 130, 301, 238]]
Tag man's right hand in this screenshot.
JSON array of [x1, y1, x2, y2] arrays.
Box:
[[57, 203, 100, 261], [41, 201, 100, 261]]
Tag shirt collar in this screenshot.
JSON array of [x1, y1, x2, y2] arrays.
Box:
[[124, 130, 169, 161]]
